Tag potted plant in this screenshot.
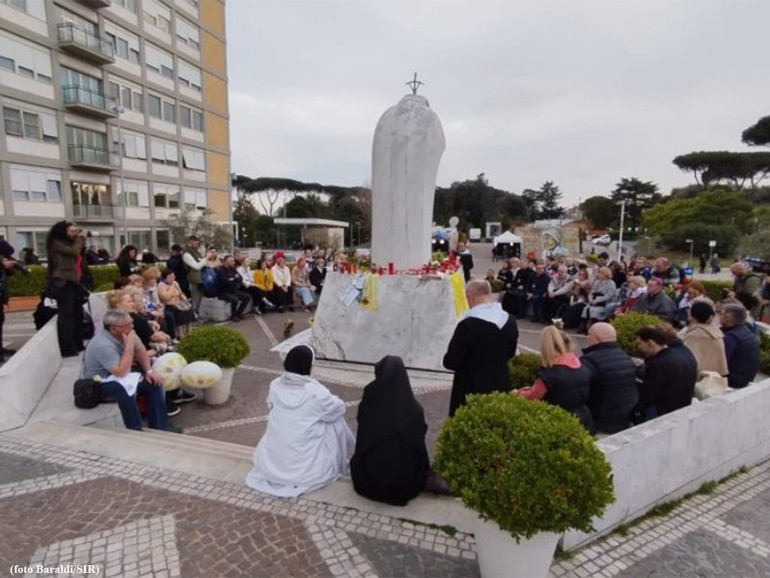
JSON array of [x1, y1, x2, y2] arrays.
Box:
[[433, 393, 614, 578], [176, 325, 250, 405]]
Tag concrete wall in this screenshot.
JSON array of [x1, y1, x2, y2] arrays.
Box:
[[564, 378, 770, 549], [0, 318, 62, 432]]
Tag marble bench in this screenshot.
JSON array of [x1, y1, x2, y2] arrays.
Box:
[[199, 297, 254, 322]]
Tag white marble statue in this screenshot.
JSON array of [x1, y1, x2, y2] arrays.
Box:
[[371, 94, 445, 270]]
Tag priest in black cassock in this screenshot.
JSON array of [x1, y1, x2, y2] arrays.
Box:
[[443, 280, 519, 416]]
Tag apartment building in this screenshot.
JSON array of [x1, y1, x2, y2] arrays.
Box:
[[0, 0, 230, 258]]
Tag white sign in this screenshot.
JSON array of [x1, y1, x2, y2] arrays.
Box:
[[709, 240, 717, 247]]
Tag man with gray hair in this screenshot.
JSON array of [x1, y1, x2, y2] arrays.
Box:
[[82, 310, 172, 431], [443, 280, 519, 416], [720, 303, 760, 389]]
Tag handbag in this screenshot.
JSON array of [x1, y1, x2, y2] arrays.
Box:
[[73, 378, 100, 409], [694, 371, 728, 400]]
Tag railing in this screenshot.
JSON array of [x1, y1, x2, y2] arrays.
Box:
[[68, 145, 119, 168], [57, 23, 115, 60], [61, 85, 112, 114], [72, 203, 115, 219]]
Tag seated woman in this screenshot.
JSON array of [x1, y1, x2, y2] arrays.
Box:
[[141, 267, 177, 340], [236, 255, 275, 313], [350, 356, 430, 506], [291, 256, 316, 311], [674, 281, 709, 328], [108, 290, 173, 355], [514, 326, 594, 433], [615, 275, 647, 315], [157, 268, 195, 338], [581, 266, 618, 330], [681, 301, 728, 376], [245, 345, 355, 497]]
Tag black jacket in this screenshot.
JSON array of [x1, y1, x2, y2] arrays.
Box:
[[723, 324, 760, 389], [216, 266, 243, 295], [581, 342, 638, 434], [539, 364, 594, 433], [640, 347, 696, 417], [512, 267, 533, 291], [527, 272, 550, 298], [443, 315, 519, 416]]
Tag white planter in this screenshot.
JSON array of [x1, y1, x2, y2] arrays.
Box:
[[474, 518, 559, 578], [204, 367, 234, 405]]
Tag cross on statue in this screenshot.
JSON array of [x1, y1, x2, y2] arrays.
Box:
[[406, 72, 424, 95]]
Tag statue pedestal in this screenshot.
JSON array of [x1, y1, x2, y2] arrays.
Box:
[[311, 272, 464, 371]]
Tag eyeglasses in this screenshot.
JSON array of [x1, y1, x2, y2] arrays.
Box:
[[111, 321, 134, 329]]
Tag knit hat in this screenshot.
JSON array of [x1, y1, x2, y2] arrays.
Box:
[[274, 251, 285, 260]]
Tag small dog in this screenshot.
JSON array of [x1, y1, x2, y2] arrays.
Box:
[[283, 319, 294, 337], [551, 318, 564, 330]]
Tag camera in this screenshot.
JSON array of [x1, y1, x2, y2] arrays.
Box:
[[1, 257, 29, 275], [78, 229, 98, 238]]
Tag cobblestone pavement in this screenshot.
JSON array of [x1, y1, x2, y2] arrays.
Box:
[[552, 459, 770, 578], [0, 436, 478, 578]]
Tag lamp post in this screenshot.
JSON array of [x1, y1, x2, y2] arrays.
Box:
[[686, 239, 694, 266], [355, 221, 360, 247], [229, 172, 236, 252], [111, 96, 127, 248]]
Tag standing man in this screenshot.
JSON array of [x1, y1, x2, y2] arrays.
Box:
[[443, 280, 519, 416], [456, 241, 474, 282], [182, 235, 213, 316], [720, 303, 760, 389]]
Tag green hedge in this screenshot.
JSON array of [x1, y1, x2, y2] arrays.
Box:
[[177, 325, 250, 368], [611, 312, 661, 357], [699, 280, 733, 302], [509, 353, 542, 389], [8, 265, 121, 297]]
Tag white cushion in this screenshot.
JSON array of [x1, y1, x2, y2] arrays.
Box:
[[180, 361, 222, 390]]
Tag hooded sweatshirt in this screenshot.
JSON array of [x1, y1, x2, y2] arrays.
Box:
[[682, 323, 729, 376]]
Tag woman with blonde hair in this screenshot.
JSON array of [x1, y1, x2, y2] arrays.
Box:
[[580, 266, 618, 332], [157, 268, 195, 337], [515, 326, 594, 432], [616, 275, 647, 315]]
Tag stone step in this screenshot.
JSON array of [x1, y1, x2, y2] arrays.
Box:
[[6, 421, 253, 484]]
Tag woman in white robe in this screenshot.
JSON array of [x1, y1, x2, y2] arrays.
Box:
[[245, 345, 355, 497]]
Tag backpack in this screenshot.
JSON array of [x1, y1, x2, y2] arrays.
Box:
[[201, 266, 218, 297]]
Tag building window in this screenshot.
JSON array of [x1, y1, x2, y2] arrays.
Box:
[[107, 79, 143, 113], [10, 165, 62, 203], [0, 30, 53, 85], [180, 105, 203, 131], [175, 17, 200, 50], [2, 0, 45, 20], [115, 179, 149, 207], [153, 183, 180, 208], [145, 43, 173, 80], [150, 139, 178, 166], [182, 147, 205, 172], [15, 231, 48, 258], [156, 229, 170, 252], [113, 131, 146, 160], [184, 189, 206, 210], [147, 93, 175, 123], [142, 0, 170, 33], [177, 60, 201, 92], [113, 0, 137, 14], [104, 23, 140, 64]]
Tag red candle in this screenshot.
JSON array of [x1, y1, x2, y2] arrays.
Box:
[[388, 262, 394, 275]]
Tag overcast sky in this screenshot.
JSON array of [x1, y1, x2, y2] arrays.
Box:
[[225, 0, 769, 208]]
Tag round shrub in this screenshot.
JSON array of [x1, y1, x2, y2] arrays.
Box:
[[94, 282, 114, 293], [434, 393, 614, 541], [489, 278, 505, 293], [176, 325, 250, 368], [509, 353, 542, 389], [611, 312, 661, 357]]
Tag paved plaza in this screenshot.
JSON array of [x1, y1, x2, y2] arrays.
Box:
[[0, 245, 764, 577]]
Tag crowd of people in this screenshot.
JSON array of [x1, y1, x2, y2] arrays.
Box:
[[29, 219, 764, 505]]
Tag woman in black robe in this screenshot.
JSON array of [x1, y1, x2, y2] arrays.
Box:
[[350, 356, 430, 506]]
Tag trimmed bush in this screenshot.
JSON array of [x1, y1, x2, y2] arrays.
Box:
[[611, 312, 661, 357], [586, 254, 598, 264], [7, 264, 121, 297], [699, 280, 734, 302], [94, 282, 115, 293], [176, 325, 250, 368], [509, 353, 542, 389], [761, 351, 770, 376], [434, 393, 615, 541]]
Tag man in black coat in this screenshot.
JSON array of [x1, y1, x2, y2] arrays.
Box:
[[216, 254, 251, 321], [443, 280, 519, 416], [581, 323, 639, 434], [721, 303, 760, 389], [635, 325, 697, 418]]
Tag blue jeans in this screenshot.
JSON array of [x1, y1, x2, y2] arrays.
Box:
[[100, 380, 168, 431], [295, 286, 315, 307]]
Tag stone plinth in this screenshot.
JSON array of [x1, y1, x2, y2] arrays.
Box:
[[311, 272, 462, 371]]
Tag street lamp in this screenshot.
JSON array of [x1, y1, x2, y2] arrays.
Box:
[[686, 239, 694, 266], [229, 172, 236, 252], [111, 95, 127, 248], [616, 200, 626, 262], [355, 221, 360, 247]]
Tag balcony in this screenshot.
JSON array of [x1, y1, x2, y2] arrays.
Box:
[[62, 85, 116, 119], [68, 145, 119, 171], [57, 23, 115, 65], [72, 203, 116, 221]]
